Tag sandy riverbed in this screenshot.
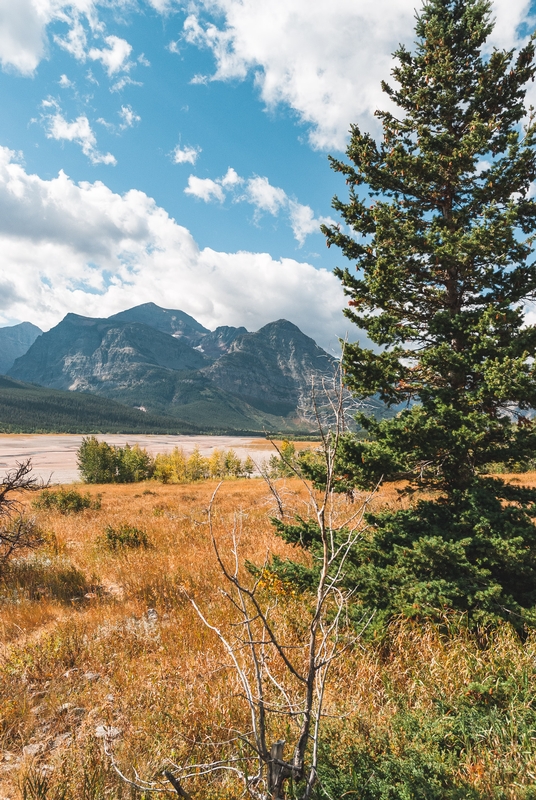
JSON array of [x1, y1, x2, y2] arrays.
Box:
[[0, 434, 280, 483]]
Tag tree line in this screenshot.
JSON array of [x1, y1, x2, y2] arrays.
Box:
[[77, 436, 255, 483]]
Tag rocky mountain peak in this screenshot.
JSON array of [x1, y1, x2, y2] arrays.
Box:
[[109, 303, 209, 346], [7, 304, 335, 432], [0, 321, 43, 375]]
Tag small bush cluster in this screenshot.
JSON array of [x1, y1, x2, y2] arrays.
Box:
[[99, 523, 149, 550], [481, 458, 536, 475], [78, 437, 256, 484], [153, 446, 254, 483], [77, 437, 153, 483], [33, 488, 100, 514], [267, 440, 320, 479]]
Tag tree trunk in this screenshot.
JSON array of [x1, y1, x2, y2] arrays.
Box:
[[268, 740, 291, 800]]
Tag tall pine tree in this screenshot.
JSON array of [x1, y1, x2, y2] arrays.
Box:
[[270, 0, 536, 632]]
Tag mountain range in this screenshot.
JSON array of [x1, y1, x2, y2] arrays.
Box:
[[6, 304, 335, 433], [0, 322, 42, 374]]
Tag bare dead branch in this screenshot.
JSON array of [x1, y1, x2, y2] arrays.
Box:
[[164, 771, 193, 799], [0, 459, 47, 577], [107, 358, 379, 800]]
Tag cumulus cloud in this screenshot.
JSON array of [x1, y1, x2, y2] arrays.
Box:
[[145, 0, 173, 11], [288, 201, 330, 247], [184, 166, 334, 245], [184, 175, 225, 202], [0, 146, 346, 351], [220, 167, 242, 187], [173, 144, 201, 165], [245, 176, 287, 216], [89, 35, 133, 76], [0, 0, 102, 75], [0, 0, 533, 148], [44, 106, 116, 165], [183, 0, 535, 149], [0, 279, 22, 310], [0, 0, 146, 87], [0, 0, 52, 74]]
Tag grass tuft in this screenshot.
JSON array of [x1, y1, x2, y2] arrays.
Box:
[[33, 489, 101, 515], [99, 524, 150, 550]]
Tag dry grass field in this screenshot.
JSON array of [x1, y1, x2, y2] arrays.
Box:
[[2, 475, 536, 799]]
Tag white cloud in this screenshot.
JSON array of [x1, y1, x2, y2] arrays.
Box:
[[119, 105, 141, 129], [487, 0, 535, 51], [89, 35, 132, 76], [45, 109, 116, 165], [59, 74, 73, 88], [173, 144, 201, 165], [0, 0, 533, 146], [0, 146, 346, 351], [183, 0, 535, 150], [184, 166, 333, 245], [145, 0, 173, 11], [54, 16, 88, 61], [0, 0, 102, 75], [0, 0, 51, 74], [288, 201, 333, 246], [184, 175, 225, 202], [245, 176, 287, 215], [190, 73, 209, 85], [220, 167, 242, 187], [111, 75, 143, 92], [98, 105, 141, 133]]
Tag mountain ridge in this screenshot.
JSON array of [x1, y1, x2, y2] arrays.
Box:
[[8, 304, 335, 433], [0, 322, 42, 375]]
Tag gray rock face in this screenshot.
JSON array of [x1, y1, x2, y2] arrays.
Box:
[[108, 302, 209, 346], [9, 314, 207, 393], [0, 322, 42, 374], [196, 325, 248, 360], [8, 306, 335, 432], [203, 320, 334, 416]]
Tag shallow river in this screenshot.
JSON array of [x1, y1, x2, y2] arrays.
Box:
[[0, 434, 277, 484]]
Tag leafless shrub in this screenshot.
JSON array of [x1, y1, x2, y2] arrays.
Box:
[[0, 459, 45, 577], [106, 362, 377, 799]]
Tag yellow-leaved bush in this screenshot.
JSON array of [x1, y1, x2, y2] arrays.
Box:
[[153, 447, 254, 484]]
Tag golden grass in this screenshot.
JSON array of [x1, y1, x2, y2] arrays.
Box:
[[1, 476, 536, 798]]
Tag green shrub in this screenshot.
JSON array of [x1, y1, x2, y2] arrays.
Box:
[[33, 488, 98, 514], [268, 440, 298, 478], [266, 478, 536, 635], [77, 436, 154, 483], [99, 524, 149, 550], [79, 437, 256, 485], [116, 443, 154, 483]]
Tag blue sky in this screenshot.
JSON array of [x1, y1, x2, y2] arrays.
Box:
[[0, 0, 534, 350]]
